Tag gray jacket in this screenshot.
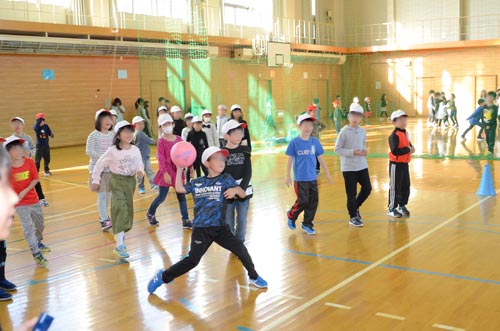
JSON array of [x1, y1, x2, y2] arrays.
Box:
[[334, 125, 368, 172]]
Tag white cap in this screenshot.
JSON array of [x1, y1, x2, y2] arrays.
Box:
[[114, 120, 135, 133], [184, 112, 194, 120], [157, 106, 168, 113], [132, 116, 145, 125], [296, 113, 316, 125], [202, 146, 229, 166], [4, 136, 25, 147], [201, 109, 212, 117], [391, 109, 408, 121], [170, 105, 182, 113], [349, 103, 364, 114], [10, 117, 25, 124], [110, 109, 119, 117], [231, 104, 242, 111], [158, 114, 174, 126], [222, 119, 247, 135], [192, 116, 203, 123], [95, 109, 111, 120], [353, 96, 359, 103]]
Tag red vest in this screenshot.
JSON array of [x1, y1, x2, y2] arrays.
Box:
[[389, 130, 411, 163]]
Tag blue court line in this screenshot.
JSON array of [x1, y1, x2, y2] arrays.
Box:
[[236, 326, 255, 331], [288, 249, 500, 285], [179, 297, 200, 314]]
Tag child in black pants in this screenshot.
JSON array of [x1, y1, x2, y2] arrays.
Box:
[[33, 113, 54, 177], [187, 116, 209, 178], [147, 147, 267, 294]]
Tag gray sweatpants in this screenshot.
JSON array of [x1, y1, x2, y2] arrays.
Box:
[[16, 204, 44, 254]]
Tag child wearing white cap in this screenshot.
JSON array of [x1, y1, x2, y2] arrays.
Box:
[[187, 116, 209, 177], [201, 109, 218, 147], [334, 103, 372, 227], [222, 120, 253, 242], [181, 113, 194, 142], [91, 121, 145, 259], [170, 106, 185, 136], [216, 105, 229, 147], [285, 114, 333, 235], [132, 116, 157, 194], [147, 146, 268, 294], [86, 109, 115, 231], [230, 104, 252, 150]]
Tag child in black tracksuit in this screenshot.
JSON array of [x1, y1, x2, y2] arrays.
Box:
[[187, 116, 209, 177], [482, 91, 499, 154], [387, 110, 415, 219], [33, 113, 54, 176]]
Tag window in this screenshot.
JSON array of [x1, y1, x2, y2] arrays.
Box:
[[223, 0, 273, 31]]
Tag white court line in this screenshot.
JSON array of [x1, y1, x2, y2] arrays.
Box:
[[204, 278, 219, 283], [238, 285, 302, 300], [98, 258, 116, 263], [324, 302, 351, 310], [42, 177, 88, 188], [260, 192, 498, 331], [432, 323, 465, 331], [43, 186, 80, 194], [6, 248, 23, 251], [375, 312, 405, 321]]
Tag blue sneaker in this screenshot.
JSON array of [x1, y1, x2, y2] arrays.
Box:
[[113, 245, 129, 259], [138, 187, 146, 194], [146, 213, 159, 226], [301, 224, 316, 235], [0, 289, 12, 301], [0, 279, 17, 291], [37, 241, 51, 252], [249, 276, 268, 289], [148, 269, 164, 294], [287, 219, 296, 230]]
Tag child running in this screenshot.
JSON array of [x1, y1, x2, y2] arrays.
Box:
[[146, 114, 192, 228], [132, 116, 157, 194], [6, 136, 50, 266], [461, 98, 486, 140], [147, 146, 267, 294], [91, 121, 144, 259], [334, 104, 372, 227], [285, 114, 333, 235], [86, 109, 114, 231]]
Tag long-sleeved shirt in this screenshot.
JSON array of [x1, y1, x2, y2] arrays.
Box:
[[223, 145, 253, 199], [134, 130, 155, 158], [187, 129, 209, 158], [467, 106, 484, 125], [311, 118, 326, 138], [86, 130, 114, 173], [216, 115, 229, 139], [181, 127, 191, 141], [153, 135, 184, 187], [239, 119, 252, 150], [481, 104, 499, 127], [33, 119, 53, 146], [334, 125, 368, 172], [173, 119, 185, 137], [91, 145, 144, 184], [202, 122, 218, 147], [11, 133, 36, 157]]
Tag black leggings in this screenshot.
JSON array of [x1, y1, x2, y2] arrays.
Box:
[[0, 241, 6, 280]]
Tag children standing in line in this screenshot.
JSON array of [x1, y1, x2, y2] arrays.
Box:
[[201, 110, 218, 147], [86, 109, 115, 231], [33, 113, 54, 177], [222, 120, 253, 243], [181, 113, 193, 142], [483, 91, 499, 154], [216, 104, 229, 148], [132, 116, 157, 194], [285, 114, 333, 235], [146, 114, 192, 228], [5, 136, 49, 266], [147, 146, 267, 294], [91, 121, 144, 259], [334, 104, 372, 227], [10, 117, 49, 207], [461, 98, 485, 140], [387, 110, 415, 218], [187, 116, 209, 177], [231, 105, 252, 150], [171, 106, 185, 137]]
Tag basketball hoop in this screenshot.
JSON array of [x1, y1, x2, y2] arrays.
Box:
[[252, 35, 267, 56]]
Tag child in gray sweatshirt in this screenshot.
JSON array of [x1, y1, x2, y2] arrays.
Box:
[[334, 103, 372, 227]]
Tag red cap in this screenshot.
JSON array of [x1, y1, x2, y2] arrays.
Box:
[[307, 105, 317, 112], [0, 137, 5, 143], [35, 113, 46, 120]]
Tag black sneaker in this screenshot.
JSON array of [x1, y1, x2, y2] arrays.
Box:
[[0, 279, 17, 291], [349, 217, 364, 227], [0, 289, 12, 301], [398, 206, 410, 217], [387, 208, 403, 218], [146, 213, 159, 226], [182, 220, 193, 229]]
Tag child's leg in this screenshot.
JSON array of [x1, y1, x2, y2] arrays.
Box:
[[356, 169, 372, 209], [486, 126, 497, 153], [388, 163, 398, 209], [44, 146, 51, 172], [147, 186, 169, 216], [303, 181, 319, 228], [478, 124, 485, 138], [35, 182, 45, 200], [145, 157, 156, 186], [176, 192, 190, 221], [137, 172, 146, 190], [15, 206, 40, 254], [110, 175, 135, 237], [225, 201, 236, 234], [161, 228, 213, 283], [399, 163, 411, 207], [342, 172, 358, 218], [0, 241, 6, 280], [234, 199, 250, 242], [30, 204, 45, 243], [97, 192, 109, 221], [214, 227, 259, 280], [287, 181, 308, 222], [35, 147, 42, 172], [461, 124, 474, 138]]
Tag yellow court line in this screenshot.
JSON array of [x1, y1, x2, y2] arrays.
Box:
[[432, 324, 465, 331], [260, 191, 499, 331]]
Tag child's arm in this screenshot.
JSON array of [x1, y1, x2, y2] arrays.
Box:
[[202, 132, 209, 149], [285, 155, 293, 187], [85, 132, 101, 159], [317, 155, 333, 184], [224, 186, 246, 199], [90, 148, 112, 190], [239, 149, 252, 190], [47, 125, 54, 138], [388, 133, 410, 155], [175, 165, 187, 194]]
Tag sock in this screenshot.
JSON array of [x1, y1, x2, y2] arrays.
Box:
[[114, 232, 125, 247]]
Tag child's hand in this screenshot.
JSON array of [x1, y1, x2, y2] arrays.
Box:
[[14, 317, 38, 331], [164, 173, 172, 184], [353, 150, 367, 156], [91, 183, 100, 192], [326, 173, 333, 184], [285, 176, 292, 187], [190, 167, 195, 178], [136, 171, 144, 179], [18, 190, 27, 201], [223, 188, 237, 199], [410, 146, 416, 154]]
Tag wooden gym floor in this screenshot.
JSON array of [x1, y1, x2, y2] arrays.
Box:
[[1, 119, 499, 331]]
